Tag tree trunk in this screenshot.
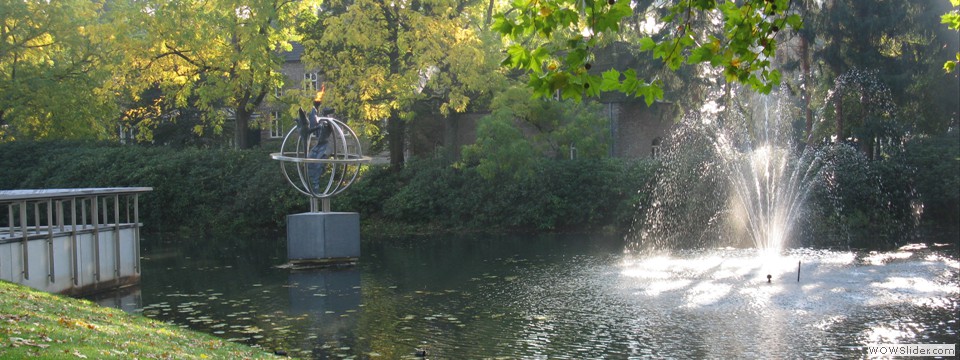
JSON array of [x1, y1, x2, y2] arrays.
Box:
[[233, 109, 254, 149], [800, 35, 813, 145], [485, 0, 495, 27], [826, 24, 845, 145], [388, 112, 405, 169], [235, 109, 251, 149], [444, 113, 459, 161], [233, 87, 268, 149]]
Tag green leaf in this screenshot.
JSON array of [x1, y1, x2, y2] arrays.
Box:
[[491, 16, 513, 36], [688, 46, 714, 64], [942, 12, 960, 30], [720, 2, 741, 23], [767, 69, 781, 87], [622, 69, 640, 94], [529, 47, 550, 72], [638, 37, 656, 51], [600, 69, 622, 90], [638, 83, 664, 106], [583, 74, 602, 97], [786, 14, 803, 29], [561, 84, 581, 101], [507, 44, 530, 69]]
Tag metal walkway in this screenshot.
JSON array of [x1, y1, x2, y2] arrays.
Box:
[[1, 188, 152, 295]]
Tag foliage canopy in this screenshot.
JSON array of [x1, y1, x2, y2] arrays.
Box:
[[300, 0, 505, 166], [0, 1, 124, 141], [119, 0, 322, 148], [493, 0, 801, 102]]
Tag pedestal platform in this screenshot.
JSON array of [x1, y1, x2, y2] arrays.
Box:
[[286, 212, 360, 266]]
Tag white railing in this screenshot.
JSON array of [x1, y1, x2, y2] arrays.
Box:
[[0, 188, 151, 293]]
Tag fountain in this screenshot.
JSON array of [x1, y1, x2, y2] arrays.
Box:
[[630, 90, 823, 255]]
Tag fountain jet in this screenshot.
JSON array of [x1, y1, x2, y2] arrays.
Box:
[[630, 91, 823, 254]]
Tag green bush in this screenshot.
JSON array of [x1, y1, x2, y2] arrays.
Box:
[[4, 138, 947, 244], [802, 144, 919, 249], [1, 141, 656, 234], [336, 153, 658, 232], [900, 131, 960, 230]]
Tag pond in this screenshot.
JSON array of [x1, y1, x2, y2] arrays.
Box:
[[91, 232, 959, 359]]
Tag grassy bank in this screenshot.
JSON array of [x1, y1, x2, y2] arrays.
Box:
[[0, 281, 278, 359]]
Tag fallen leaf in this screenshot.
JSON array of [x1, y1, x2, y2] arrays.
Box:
[[9, 337, 50, 348]]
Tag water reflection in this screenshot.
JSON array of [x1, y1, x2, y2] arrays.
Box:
[[90, 233, 959, 359]]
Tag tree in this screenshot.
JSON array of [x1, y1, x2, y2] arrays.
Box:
[[0, 0, 125, 141], [813, 0, 958, 137], [122, 0, 320, 149], [120, 86, 227, 147], [492, 0, 801, 103], [460, 85, 610, 180], [300, 0, 504, 168]]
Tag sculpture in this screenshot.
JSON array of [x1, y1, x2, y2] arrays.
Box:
[[272, 90, 370, 212], [270, 88, 370, 265]]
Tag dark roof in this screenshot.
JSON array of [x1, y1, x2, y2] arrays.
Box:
[[284, 42, 305, 62]]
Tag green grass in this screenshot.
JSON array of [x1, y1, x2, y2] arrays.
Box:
[[0, 280, 280, 359]]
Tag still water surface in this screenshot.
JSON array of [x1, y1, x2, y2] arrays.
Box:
[[93, 233, 959, 359]]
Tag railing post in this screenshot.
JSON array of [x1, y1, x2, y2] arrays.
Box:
[[46, 200, 55, 283], [71, 197, 79, 286], [56, 200, 64, 232], [134, 194, 141, 274], [33, 201, 40, 234], [101, 197, 108, 229], [19, 200, 29, 280], [7, 203, 14, 238], [113, 194, 121, 279], [91, 196, 100, 282]]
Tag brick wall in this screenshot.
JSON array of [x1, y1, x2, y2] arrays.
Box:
[[610, 101, 679, 159]]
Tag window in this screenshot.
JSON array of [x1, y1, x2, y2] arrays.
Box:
[[119, 124, 136, 144], [270, 111, 284, 138], [651, 137, 663, 159], [304, 72, 318, 91]]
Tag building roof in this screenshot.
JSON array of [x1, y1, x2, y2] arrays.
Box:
[[284, 42, 305, 62]]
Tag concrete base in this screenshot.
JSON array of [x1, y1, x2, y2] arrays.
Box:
[[286, 212, 360, 264]]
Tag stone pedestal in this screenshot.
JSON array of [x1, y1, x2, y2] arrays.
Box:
[[286, 212, 360, 265]]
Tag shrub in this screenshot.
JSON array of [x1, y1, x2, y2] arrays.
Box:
[[335, 153, 658, 232], [802, 144, 919, 249], [900, 131, 960, 231]]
